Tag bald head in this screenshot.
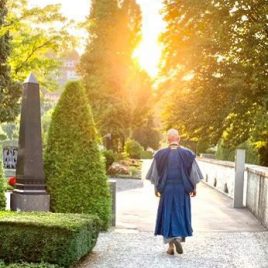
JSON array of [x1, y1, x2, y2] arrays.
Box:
[[167, 128, 180, 145]]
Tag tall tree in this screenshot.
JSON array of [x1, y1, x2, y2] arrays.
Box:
[[0, 0, 20, 123], [159, 0, 268, 164], [80, 0, 152, 151]]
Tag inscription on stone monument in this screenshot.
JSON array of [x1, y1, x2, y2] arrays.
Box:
[[3, 146, 18, 169]]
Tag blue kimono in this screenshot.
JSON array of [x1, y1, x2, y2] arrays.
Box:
[[146, 146, 203, 242]]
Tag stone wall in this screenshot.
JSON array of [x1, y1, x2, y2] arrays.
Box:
[[246, 167, 268, 228], [198, 157, 268, 229], [197, 158, 235, 198]]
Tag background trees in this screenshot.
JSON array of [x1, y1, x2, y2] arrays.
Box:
[[80, 0, 153, 152], [3, 0, 75, 91], [159, 0, 268, 165], [0, 0, 20, 123]]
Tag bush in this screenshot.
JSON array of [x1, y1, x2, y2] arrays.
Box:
[[44, 81, 111, 230], [0, 160, 5, 210], [102, 149, 115, 170], [140, 150, 153, 159], [0, 261, 61, 268], [124, 139, 143, 159], [216, 139, 260, 164], [0, 212, 100, 267]]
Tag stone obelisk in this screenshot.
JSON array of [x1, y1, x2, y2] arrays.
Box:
[[11, 73, 50, 211]]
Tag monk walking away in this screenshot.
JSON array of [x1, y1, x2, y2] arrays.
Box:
[[146, 129, 203, 255]]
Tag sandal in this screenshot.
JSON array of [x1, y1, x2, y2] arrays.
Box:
[[173, 239, 183, 254], [166, 247, 174, 255]]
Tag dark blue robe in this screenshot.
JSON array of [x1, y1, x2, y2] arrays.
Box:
[[154, 147, 195, 239]]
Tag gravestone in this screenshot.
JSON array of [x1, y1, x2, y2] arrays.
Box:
[[1, 140, 18, 177], [11, 73, 50, 211]]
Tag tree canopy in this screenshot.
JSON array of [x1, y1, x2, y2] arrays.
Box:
[[0, 0, 20, 123], [2, 0, 75, 91], [80, 0, 153, 151], [159, 0, 268, 165]]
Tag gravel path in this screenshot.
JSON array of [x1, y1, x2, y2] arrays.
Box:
[[76, 178, 268, 268], [78, 231, 268, 268]]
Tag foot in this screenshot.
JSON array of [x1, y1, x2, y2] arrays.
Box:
[[166, 242, 174, 255], [173, 239, 183, 254]]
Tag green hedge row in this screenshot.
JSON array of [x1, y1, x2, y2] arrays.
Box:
[[0, 261, 61, 268], [0, 212, 100, 267]]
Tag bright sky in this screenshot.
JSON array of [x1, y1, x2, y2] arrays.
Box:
[[28, 0, 165, 77]]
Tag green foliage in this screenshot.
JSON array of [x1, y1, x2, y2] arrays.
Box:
[[0, 160, 5, 210], [140, 151, 153, 159], [3, 0, 75, 91], [41, 108, 54, 147], [160, 0, 268, 165], [0, 261, 61, 268], [80, 0, 152, 151], [0, 0, 21, 123], [45, 81, 111, 230], [124, 139, 143, 159], [129, 166, 140, 177], [1, 122, 19, 140], [102, 150, 115, 171], [216, 139, 260, 165], [132, 116, 161, 150], [0, 127, 7, 141], [0, 212, 100, 267]]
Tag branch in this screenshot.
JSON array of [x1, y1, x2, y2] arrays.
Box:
[[14, 37, 58, 74]]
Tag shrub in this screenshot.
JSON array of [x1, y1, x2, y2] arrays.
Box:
[[0, 160, 5, 210], [102, 149, 115, 170], [44, 81, 111, 230], [216, 139, 260, 164], [124, 139, 143, 159], [140, 150, 153, 159], [0, 212, 100, 267], [129, 166, 140, 177], [0, 261, 61, 268]]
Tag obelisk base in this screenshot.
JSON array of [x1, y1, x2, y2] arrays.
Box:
[[11, 192, 50, 211]]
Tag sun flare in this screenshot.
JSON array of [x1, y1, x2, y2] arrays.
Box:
[[133, 41, 162, 77], [28, 0, 165, 77], [135, 0, 165, 78]]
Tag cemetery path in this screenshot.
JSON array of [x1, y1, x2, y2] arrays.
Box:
[[77, 179, 268, 268]]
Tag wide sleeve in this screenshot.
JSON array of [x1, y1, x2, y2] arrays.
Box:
[[145, 158, 159, 186], [189, 159, 204, 187]]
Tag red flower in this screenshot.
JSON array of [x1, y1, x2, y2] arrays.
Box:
[[8, 176, 16, 187]]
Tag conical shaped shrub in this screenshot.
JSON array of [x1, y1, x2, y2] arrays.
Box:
[[44, 81, 111, 229]]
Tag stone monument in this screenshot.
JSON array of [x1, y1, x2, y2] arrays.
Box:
[[11, 73, 50, 211]]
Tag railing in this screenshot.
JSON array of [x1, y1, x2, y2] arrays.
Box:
[[198, 152, 268, 229]]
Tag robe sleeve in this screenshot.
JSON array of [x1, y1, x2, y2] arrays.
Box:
[[190, 159, 204, 189], [145, 158, 159, 186]]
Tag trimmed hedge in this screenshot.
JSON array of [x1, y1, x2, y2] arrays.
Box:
[[0, 261, 61, 268], [0, 212, 100, 267], [0, 160, 5, 210], [44, 81, 111, 230]]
